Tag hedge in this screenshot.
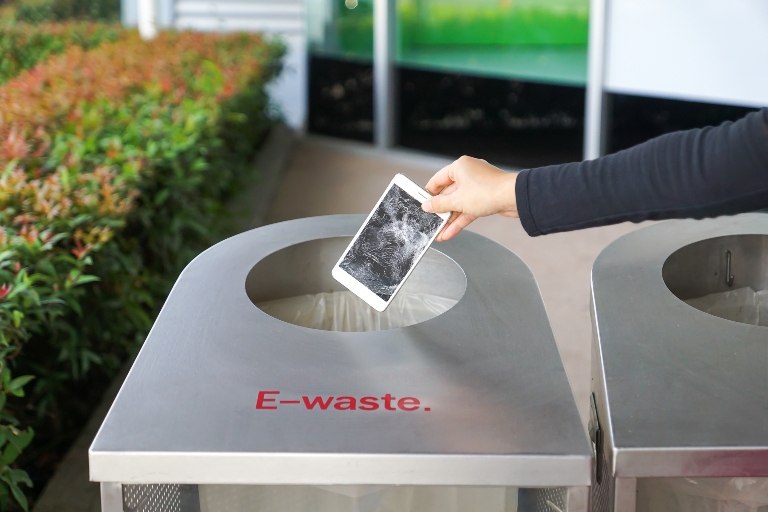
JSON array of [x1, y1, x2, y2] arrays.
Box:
[[0, 30, 284, 510], [14, 0, 121, 23], [0, 21, 122, 85]]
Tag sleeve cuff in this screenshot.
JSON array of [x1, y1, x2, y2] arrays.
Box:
[[515, 169, 542, 237]]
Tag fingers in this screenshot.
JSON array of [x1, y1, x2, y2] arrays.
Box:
[[422, 192, 455, 214], [424, 162, 455, 195], [423, 179, 459, 214], [440, 213, 476, 241], [441, 182, 459, 195], [436, 211, 460, 242]]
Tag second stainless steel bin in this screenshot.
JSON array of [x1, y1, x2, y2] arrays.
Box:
[[590, 213, 768, 512]]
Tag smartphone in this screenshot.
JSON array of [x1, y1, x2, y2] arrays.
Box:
[[332, 173, 450, 312]]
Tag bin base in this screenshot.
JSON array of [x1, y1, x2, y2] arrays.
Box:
[[102, 483, 590, 512]]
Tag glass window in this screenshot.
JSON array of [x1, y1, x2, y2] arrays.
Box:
[[397, 0, 589, 86], [308, 0, 374, 61]]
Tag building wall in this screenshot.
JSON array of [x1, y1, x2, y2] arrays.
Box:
[[604, 0, 768, 108], [122, 0, 307, 130]]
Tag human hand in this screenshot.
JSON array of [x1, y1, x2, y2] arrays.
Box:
[[421, 156, 518, 241]]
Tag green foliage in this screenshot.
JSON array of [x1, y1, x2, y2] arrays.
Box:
[[15, 0, 121, 23], [0, 29, 284, 510], [0, 21, 122, 85]]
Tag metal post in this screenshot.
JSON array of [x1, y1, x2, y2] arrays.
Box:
[[584, 0, 608, 160], [566, 486, 590, 512], [138, 0, 158, 40], [614, 477, 637, 512], [374, 0, 396, 148], [100, 482, 123, 512]]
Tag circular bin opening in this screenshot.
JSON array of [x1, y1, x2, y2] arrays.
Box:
[[663, 235, 768, 326], [246, 237, 467, 332]]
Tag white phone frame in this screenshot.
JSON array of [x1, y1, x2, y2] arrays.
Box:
[[332, 173, 450, 312]]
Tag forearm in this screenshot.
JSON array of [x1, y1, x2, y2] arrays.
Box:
[[516, 109, 768, 236]]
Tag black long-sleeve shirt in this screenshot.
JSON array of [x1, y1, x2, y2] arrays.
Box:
[[515, 108, 768, 236]]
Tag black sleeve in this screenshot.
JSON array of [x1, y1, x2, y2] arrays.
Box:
[[515, 108, 768, 237]]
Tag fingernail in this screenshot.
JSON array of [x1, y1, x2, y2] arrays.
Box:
[[421, 200, 433, 212]]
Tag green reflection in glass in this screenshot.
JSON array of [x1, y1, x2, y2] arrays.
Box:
[[308, 0, 374, 60], [399, 0, 588, 47], [307, 0, 589, 85], [399, 0, 589, 85]]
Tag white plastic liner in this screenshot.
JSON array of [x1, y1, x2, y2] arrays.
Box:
[[258, 290, 458, 332], [685, 287, 768, 327], [199, 485, 518, 512], [638, 477, 768, 512]]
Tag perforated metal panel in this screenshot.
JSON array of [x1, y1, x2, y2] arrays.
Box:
[[123, 485, 179, 512], [589, 448, 612, 512], [118, 485, 581, 512], [519, 487, 569, 512], [537, 487, 568, 512], [122, 484, 200, 512]]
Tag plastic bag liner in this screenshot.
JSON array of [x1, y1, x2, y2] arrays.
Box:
[[199, 485, 518, 512], [685, 287, 768, 327], [638, 477, 768, 512], [258, 291, 458, 332]]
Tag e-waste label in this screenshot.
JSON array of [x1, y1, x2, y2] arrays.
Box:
[[256, 390, 431, 411]]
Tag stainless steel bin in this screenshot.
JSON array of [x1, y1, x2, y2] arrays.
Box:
[[89, 214, 592, 512], [589, 213, 768, 512]]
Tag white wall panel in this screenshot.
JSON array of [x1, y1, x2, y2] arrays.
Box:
[[176, 1, 303, 19], [267, 34, 307, 130], [122, 0, 138, 26], [604, 0, 768, 107], [174, 0, 303, 35], [170, 0, 307, 128], [174, 16, 302, 33]]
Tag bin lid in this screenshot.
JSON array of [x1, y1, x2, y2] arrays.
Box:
[[592, 213, 768, 478], [89, 215, 591, 486]]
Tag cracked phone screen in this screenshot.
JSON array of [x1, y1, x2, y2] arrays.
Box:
[[340, 184, 443, 301]]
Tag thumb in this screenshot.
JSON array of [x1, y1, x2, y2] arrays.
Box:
[[422, 192, 456, 214]]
